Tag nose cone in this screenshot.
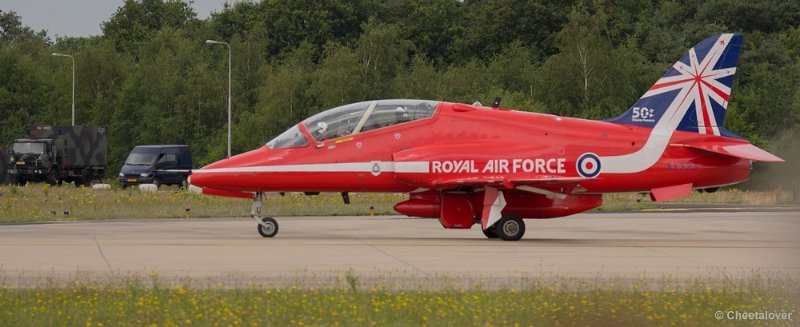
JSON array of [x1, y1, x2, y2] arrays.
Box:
[[189, 147, 269, 191]]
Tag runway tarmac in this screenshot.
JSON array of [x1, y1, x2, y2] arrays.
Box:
[[0, 211, 798, 287]]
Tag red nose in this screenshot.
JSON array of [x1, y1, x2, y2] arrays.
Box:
[[189, 147, 269, 191]]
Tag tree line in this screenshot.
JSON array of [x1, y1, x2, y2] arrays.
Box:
[[0, 0, 798, 190]]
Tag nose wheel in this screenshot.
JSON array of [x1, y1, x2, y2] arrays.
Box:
[[257, 217, 279, 237], [251, 192, 279, 238]]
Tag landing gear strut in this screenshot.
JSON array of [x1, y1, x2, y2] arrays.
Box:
[[251, 192, 279, 238]]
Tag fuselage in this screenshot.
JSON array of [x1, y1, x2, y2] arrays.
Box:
[[189, 34, 783, 240], [190, 101, 750, 194]]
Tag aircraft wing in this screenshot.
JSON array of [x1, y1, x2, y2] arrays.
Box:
[[429, 175, 591, 190]]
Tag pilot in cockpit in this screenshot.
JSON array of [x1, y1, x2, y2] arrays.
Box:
[[395, 106, 409, 123]]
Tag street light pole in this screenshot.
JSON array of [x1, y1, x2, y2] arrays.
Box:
[[52, 52, 75, 126], [205, 40, 232, 158]]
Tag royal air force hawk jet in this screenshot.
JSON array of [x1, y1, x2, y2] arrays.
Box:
[[189, 34, 783, 240]]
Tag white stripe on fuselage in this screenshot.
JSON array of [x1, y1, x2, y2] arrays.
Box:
[[599, 84, 693, 173], [192, 161, 430, 174]]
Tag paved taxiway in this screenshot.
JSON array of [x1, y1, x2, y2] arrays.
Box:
[[0, 212, 798, 286]]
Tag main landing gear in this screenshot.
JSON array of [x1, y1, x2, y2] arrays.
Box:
[[483, 215, 526, 241], [252, 192, 279, 238]]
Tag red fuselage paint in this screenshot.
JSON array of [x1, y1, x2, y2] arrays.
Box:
[[190, 102, 750, 195]]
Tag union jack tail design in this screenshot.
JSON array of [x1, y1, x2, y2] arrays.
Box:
[[609, 34, 743, 137]]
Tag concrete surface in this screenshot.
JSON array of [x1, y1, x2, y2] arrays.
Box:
[[0, 212, 798, 287]]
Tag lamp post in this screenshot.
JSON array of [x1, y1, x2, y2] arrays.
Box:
[[52, 52, 75, 126], [205, 40, 232, 158]]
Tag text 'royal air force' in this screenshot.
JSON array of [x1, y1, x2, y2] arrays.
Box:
[[431, 159, 567, 174]]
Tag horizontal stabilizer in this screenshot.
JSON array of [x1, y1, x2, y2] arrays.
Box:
[[674, 141, 784, 162]]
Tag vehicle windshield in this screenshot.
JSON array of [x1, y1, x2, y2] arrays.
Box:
[[13, 142, 45, 154], [125, 150, 159, 166], [303, 101, 372, 142], [266, 125, 309, 149]]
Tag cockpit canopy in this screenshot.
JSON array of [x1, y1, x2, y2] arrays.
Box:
[[267, 99, 438, 149]]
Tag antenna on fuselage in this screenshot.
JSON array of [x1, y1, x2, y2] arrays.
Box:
[[491, 97, 501, 109]]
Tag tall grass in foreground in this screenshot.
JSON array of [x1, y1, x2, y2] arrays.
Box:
[[1, 276, 796, 326], [0, 184, 794, 223]]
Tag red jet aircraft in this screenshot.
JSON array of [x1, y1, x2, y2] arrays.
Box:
[[190, 34, 782, 240]]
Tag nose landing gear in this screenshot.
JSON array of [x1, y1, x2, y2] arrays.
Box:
[[251, 192, 279, 238]]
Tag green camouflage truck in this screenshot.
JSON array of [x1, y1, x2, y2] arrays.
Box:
[[9, 126, 107, 186]]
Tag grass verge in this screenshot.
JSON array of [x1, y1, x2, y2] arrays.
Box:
[[0, 184, 795, 223], [1, 274, 797, 326]]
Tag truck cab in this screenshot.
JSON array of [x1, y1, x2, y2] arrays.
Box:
[[119, 145, 192, 188], [10, 139, 58, 185]]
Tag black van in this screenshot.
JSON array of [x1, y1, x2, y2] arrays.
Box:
[[119, 145, 192, 188]]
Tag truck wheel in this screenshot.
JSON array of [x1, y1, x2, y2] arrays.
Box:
[[81, 170, 91, 187], [74, 170, 91, 188], [153, 178, 161, 189], [46, 169, 58, 186]]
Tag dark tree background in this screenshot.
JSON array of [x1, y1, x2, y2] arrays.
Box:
[[0, 0, 798, 190]]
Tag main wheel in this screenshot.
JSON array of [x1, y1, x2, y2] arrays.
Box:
[[257, 217, 279, 238], [496, 215, 525, 241], [482, 227, 499, 239]]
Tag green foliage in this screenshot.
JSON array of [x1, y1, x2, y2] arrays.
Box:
[[0, 46, 52, 142], [393, 55, 441, 100], [0, 10, 48, 46], [403, 0, 466, 64], [0, 0, 797, 187], [102, 0, 197, 53], [534, 4, 652, 119], [456, 0, 571, 63]]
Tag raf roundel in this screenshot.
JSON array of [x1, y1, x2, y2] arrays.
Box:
[[577, 153, 601, 178], [371, 161, 382, 176]]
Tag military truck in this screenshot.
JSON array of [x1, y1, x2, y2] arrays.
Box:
[[0, 146, 12, 185], [9, 126, 107, 186]]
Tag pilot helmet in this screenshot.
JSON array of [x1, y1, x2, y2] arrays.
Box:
[[316, 121, 328, 134], [395, 106, 408, 119]]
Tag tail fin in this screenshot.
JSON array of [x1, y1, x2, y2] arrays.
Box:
[[608, 34, 743, 138]]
